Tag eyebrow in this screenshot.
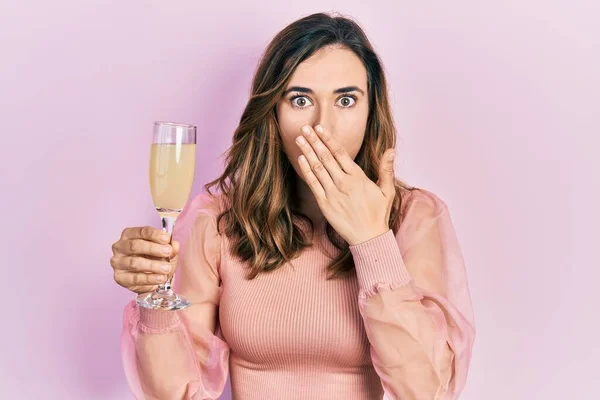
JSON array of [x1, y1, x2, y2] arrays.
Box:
[[282, 86, 365, 96]]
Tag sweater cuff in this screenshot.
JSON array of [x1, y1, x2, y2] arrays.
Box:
[[138, 303, 182, 332], [349, 229, 413, 294]]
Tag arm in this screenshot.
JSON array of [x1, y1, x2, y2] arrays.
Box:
[[121, 193, 230, 400], [349, 191, 476, 400]]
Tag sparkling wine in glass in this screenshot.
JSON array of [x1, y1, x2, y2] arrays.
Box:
[[136, 121, 196, 311]]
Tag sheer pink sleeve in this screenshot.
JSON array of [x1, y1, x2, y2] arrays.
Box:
[[120, 192, 230, 400], [348, 189, 476, 400]]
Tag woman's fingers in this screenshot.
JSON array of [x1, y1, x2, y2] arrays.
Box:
[[113, 238, 175, 258], [111, 255, 173, 275], [121, 226, 171, 244], [114, 270, 168, 288], [111, 226, 182, 294]]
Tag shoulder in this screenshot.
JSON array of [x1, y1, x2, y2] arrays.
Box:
[[395, 187, 452, 252], [173, 191, 226, 240], [185, 191, 225, 218], [401, 187, 449, 222]]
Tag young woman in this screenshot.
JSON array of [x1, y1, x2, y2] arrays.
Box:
[[111, 12, 475, 400]]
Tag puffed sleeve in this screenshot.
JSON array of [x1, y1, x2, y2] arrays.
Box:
[[348, 189, 476, 400], [120, 192, 230, 400]]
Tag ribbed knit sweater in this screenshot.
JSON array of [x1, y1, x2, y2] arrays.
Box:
[[121, 188, 475, 400]]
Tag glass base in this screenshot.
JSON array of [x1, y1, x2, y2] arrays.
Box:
[[136, 288, 191, 311]]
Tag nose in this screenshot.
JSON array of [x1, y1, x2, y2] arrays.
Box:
[[312, 106, 336, 134]]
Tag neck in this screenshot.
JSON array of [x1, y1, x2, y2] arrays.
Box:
[[292, 173, 325, 226]]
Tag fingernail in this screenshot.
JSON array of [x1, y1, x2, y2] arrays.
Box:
[[301, 125, 310, 134], [296, 136, 306, 145], [162, 246, 172, 254], [161, 264, 170, 273], [155, 275, 166, 283], [161, 234, 170, 242], [315, 125, 323, 133]]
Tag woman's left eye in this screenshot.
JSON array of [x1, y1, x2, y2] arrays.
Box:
[[336, 96, 357, 108]]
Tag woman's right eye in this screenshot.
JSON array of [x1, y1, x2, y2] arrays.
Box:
[[290, 96, 313, 109]]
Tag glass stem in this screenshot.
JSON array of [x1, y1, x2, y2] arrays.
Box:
[[158, 216, 176, 293]]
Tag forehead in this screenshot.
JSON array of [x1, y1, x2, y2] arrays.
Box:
[[288, 46, 367, 90]]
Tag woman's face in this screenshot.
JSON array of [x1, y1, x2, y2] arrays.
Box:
[[275, 46, 369, 181]]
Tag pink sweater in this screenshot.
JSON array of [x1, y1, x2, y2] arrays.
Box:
[[121, 188, 475, 400]]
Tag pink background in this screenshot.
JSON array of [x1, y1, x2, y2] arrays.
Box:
[[1, 1, 598, 399]]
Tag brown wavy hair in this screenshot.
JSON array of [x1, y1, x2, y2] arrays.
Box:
[[204, 12, 416, 280]]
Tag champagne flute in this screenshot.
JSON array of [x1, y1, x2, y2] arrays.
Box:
[[136, 121, 196, 311]]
